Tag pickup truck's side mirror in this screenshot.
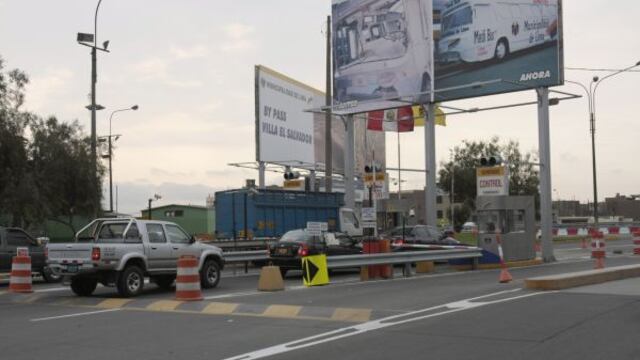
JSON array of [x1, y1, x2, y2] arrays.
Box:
[[189, 235, 196, 244]]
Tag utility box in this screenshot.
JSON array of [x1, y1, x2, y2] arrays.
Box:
[[476, 195, 536, 263]]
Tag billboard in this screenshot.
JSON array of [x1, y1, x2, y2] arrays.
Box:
[[434, 0, 564, 101], [256, 65, 319, 164], [332, 0, 434, 114], [332, 0, 564, 111], [256, 65, 385, 174]]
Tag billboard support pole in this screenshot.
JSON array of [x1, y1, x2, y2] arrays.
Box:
[[325, 15, 333, 193], [536, 87, 556, 263], [344, 115, 355, 210], [424, 103, 438, 227], [258, 161, 265, 189]]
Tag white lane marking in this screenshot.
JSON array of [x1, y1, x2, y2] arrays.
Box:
[[34, 287, 70, 293], [30, 308, 122, 322], [222, 289, 551, 360]]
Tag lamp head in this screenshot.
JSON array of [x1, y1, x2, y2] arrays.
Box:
[[131, 105, 139, 110], [102, 40, 109, 50], [592, 76, 599, 83]]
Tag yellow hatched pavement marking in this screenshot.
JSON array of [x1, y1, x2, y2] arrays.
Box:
[[202, 302, 238, 315], [262, 305, 302, 318], [331, 308, 372, 323], [146, 300, 183, 311], [96, 298, 132, 309]]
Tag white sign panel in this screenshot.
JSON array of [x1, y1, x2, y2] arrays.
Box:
[[361, 207, 376, 222], [17, 247, 29, 257], [307, 222, 328, 236], [256, 66, 321, 164], [477, 166, 509, 196]]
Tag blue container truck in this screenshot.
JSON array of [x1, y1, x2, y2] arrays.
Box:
[[215, 189, 362, 240]]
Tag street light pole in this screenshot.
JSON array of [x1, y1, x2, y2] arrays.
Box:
[[91, 0, 103, 206], [566, 60, 639, 227], [107, 105, 139, 213]]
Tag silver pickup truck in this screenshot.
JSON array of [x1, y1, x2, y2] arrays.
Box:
[[47, 218, 224, 297]]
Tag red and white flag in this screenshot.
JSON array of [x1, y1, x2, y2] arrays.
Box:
[[367, 107, 414, 132]]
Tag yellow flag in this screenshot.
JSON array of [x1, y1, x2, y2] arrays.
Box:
[[413, 105, 446, 127]]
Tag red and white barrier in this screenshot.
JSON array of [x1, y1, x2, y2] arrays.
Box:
[[175, 255, 203, 301], [9, 255, 33, 293]]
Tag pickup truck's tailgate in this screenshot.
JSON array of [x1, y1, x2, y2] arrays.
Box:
[[47, 243, 93, 261]]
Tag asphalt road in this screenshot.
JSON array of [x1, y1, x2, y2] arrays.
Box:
[[0, 242, 638, 360]]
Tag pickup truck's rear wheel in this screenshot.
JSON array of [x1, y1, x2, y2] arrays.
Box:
[[200, 260, 220, 289], [117, 265, 145, 297], [70, 278, 98, 296]]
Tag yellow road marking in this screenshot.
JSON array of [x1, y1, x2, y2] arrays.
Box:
[[96, 298, 132, 309], [263, 305, 302, 318], [23, 294, 45, 303], [202, 302, 238, 315], [146, 300, 183, 311], [331, 308, 372, 323]]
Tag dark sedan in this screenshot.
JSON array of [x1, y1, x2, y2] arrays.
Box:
[[383, 225, 461, 248], [269, 229, 361, 278]]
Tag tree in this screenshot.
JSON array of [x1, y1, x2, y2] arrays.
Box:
[[438, 137, 540, 229], [0, 56, 104, 230]]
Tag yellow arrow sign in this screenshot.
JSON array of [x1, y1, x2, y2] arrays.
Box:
[[301, 254, 329, 287]]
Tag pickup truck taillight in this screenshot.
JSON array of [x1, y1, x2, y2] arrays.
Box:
[[298, 245, 309, 257], [91, 247, 101, 261]]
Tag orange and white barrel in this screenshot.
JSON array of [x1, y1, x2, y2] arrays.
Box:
[[632, 231, 640, 256], [9, 255, 33, 293], [175, 255, 203, 301], [591, 231, 606, 269]]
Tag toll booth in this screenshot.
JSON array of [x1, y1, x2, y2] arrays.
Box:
[[476, 195, 536, 263]]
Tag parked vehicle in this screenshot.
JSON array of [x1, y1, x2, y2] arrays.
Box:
[[269, 229, 362, 278], [215, 189, 363, 241], [0, 226, 60, 283], [383, 225, 461, 247], [438, 0, 559, 63], [46, 218, 224, 297], [461, 222, 478, 233]]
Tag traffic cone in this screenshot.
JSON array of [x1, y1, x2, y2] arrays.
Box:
[[175, 255, 203, 301], [499, 264, 513, 283], [9, 255, 33, 293], [496, 236, 512, 283], [580, 237, 587, 249]]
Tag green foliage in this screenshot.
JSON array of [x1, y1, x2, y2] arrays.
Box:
[[438, 137, 540, 228], [0, 56, 103, 229]]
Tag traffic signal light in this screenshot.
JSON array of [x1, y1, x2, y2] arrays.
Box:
[[479, 155, 503, 167], [284, 171, 300, 180], [364, 164, 382, 173]]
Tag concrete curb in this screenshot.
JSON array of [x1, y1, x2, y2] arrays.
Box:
[[451, 258, 543, 271], [525, 264, 640, 291]]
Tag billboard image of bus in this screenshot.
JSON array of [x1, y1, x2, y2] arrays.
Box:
[[332, 0, 434, 113], [437, 0, 559, 64], [433, 0, 564, 101]]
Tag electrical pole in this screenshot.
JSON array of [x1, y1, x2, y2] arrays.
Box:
[[325, 15, 333, 193]]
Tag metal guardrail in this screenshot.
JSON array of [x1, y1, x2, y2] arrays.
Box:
[[224, 250, 270, 263], [222, 248, 483, 267], [325, 248, 483, 269]]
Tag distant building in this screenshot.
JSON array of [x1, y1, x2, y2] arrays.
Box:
[[604, 194, 640, 221], [140, 204, 214, 236]]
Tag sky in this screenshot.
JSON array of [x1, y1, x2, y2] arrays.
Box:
[[1, 0, 639, 215]]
